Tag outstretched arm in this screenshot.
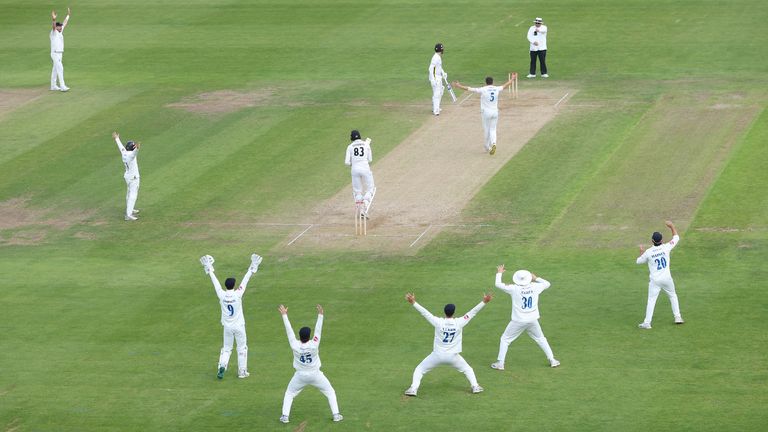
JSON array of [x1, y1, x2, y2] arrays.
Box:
[[494, 265, 515, 294], [112, 132, 126, 152], [51, 10, 57, 30], [406, 293, 440, 327], [208, 271, 223, 294], [531, 273, 551, 291], [314, 304, 324, 342], [666, 220, 679, 237], [452, 81, 469, 91], [279, 305, 299, 348], [499, 75, 517, 90], [62, 8, 71, 29], [665, 220, 680, 249]]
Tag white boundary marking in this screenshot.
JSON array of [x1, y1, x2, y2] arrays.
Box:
[[458, 92, 474, 106], [409, 225, 432, 248], [554, 92, 570, 107], [287, 224, 314, 246]]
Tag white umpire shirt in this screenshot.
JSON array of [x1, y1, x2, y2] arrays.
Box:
[[527, 24, 548, 51]]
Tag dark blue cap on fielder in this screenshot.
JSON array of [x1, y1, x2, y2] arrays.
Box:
[[225, 278, 236, 289], [126, 141, 136, 151], [435, 43, 444, 53], [350, 130, 361, 141], [444, 304, 455, 317], [652, 232, 663, 245], [299, 327, 311, 342]]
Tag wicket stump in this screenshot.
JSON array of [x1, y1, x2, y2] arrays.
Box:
[[355, 201, 367, 236], [508, 72, 519, 99]]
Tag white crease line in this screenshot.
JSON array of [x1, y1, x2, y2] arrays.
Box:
[[554, 92, 570, 108], [409, 225, 432, 248], [458, 92, 474, 106], [515, 20, 526, 27], [287, 224, 314, 246]]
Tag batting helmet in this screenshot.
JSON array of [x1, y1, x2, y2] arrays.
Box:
[[126, 141, 136, 151], [435, 43, 444, 53], [350, 130, 361, 141]]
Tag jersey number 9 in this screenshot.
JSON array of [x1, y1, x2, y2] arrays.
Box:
[[227, 304, 235, 316]]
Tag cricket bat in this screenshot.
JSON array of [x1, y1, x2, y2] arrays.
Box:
[[444, 76, 457, 102]]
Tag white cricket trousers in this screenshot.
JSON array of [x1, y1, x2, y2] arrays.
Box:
[[50, 52, 66, 89], [481, 109, 499, 151], [282, 370, 340, 416], [431, 81, 444, 115], [219, 323, 248, 373], [643, 276, 682, 324], [410, 351, 479, 390], [497, 319, 555, 363], [124, 176, 140, 217], [351, 166, 375, 202]]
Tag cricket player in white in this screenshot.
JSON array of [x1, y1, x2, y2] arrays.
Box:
[[636, 221, 684, 329], [111, 132, 142, 221], [344, 129, 376, 216], [453, 76, 517, 155], [492, 265, 560, 370], [49, 8, 71, 92], [404, 292, 491, 396], [278, 304, 343, 424], [428, 43, 447, 116], [199, 253, 262, 379]]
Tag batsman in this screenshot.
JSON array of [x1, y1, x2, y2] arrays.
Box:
[[344, 129, 376, 218]]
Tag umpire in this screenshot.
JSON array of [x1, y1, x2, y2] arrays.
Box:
[[526, 17, 548, 78]]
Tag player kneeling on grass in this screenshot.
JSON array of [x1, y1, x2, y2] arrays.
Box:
[[492, 265, 560, 370], [636, 220, 684, 329], [278, 304, 343, 424], [404, 292, 491, 397], [345, 129, 376, 217], [453, 75, 517, 155], [199, 253, 262, 379]]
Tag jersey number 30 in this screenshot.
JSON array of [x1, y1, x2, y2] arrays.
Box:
[[353, 147, 365, 156], [521, 296, 533, 309]]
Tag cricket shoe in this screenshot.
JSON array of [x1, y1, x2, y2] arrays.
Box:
[[60, 86, 70, 92], [542, 74, 549, 78], [490, 361, 505, 370], [527, 74, 536, 78], [471, 385, 484, 394], [490, 144, 497, 155], [333, 414, 344, 422], [638, 322, 652, 329], [125, 214, 138, 221], [279, 415, 289, 424], [238, 370, 250, 379], [404, 387, 417, 397], [50, 86, 61, 91], [217, 366, 225, 380], [550, 359, 561, 368], [674, 315, 685, 324], [132, 209, 140, 215]]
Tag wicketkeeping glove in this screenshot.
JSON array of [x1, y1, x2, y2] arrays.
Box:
[[199, 255, 215, 274], [250, 253, 263, 273]]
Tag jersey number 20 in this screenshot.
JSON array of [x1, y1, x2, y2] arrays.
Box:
[[654, 257, 668, 270]]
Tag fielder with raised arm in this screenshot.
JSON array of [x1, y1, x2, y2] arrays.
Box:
[[344, 129, 376, 217], [112, 132, 141, 221], [404, 292, 491, 397], [453, 76, 517, 155], [428, 43, 447, 116], [50, 8, 71, 91], [492, 265, 560, 370], [199, 253, 262, 379], [636, 221, 684, 329], [278, 304, 343, 424]]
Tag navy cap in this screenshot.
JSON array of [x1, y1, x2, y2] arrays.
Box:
[[444, 303, 456, 317], [299, 327, 311, 342], [652, 232, 663, 245]]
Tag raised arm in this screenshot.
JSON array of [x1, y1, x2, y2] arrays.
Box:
[[112, 132, 126, 152], [62, 8, 70, 30], [452, 81, 469, 91], [531, 273, 551, 291], [494, 265, 515, 294], [458, 293, 492, 328], [499, 75, 517, 90], [314, 304, 324, 342], [636, 245, 648, 263], [51, 10, 57, 30], [208, 272, 224, 294], [665, 221, 680, 249], [279, 305, 300, 349], [237, 253, 262, 294]]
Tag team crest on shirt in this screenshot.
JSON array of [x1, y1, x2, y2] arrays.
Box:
[[463, 315, 469, 320], [313, 336, 318, 342]]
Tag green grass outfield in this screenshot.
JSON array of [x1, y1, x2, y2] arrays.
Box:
[[1, 0, 767, 430]]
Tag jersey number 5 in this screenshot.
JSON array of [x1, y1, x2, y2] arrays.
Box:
[[489, 92, 496, 102]]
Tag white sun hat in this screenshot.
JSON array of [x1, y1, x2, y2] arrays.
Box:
[[513, 270, 533, 286], [534, 17, 543, 23]]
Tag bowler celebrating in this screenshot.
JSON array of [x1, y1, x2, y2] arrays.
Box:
[[453, 76, 517, 155], [199, 253, 262, 379], [404, 292, 491, 397], [112, 132, 141, 221], [636, 221, 684, 328], [278, 304, 343, 424], [49, 8, 71, 91], [492, 265, 560, 370], [344, 129, 376, 217]]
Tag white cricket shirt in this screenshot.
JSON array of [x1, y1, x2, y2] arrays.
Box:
[[115, 137, 140, 179], [345, 139, 372, 169], [496, 274, 551, 322], [468, 85, 505, 113], [50, 29, 64, 52], [283, 314, 323, 372], [212, 271, 252, 327], [428, 53, 444, 83], [527, 24, 548, 51], [413, 301, 485, 354], [637, 235, 680, 281]]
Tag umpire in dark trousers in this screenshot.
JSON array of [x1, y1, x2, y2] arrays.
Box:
[[526, 17, 548, 78]]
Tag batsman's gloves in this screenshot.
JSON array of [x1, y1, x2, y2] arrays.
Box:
[[250, 253, 263, 273], [200, 255, 215, 274]]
